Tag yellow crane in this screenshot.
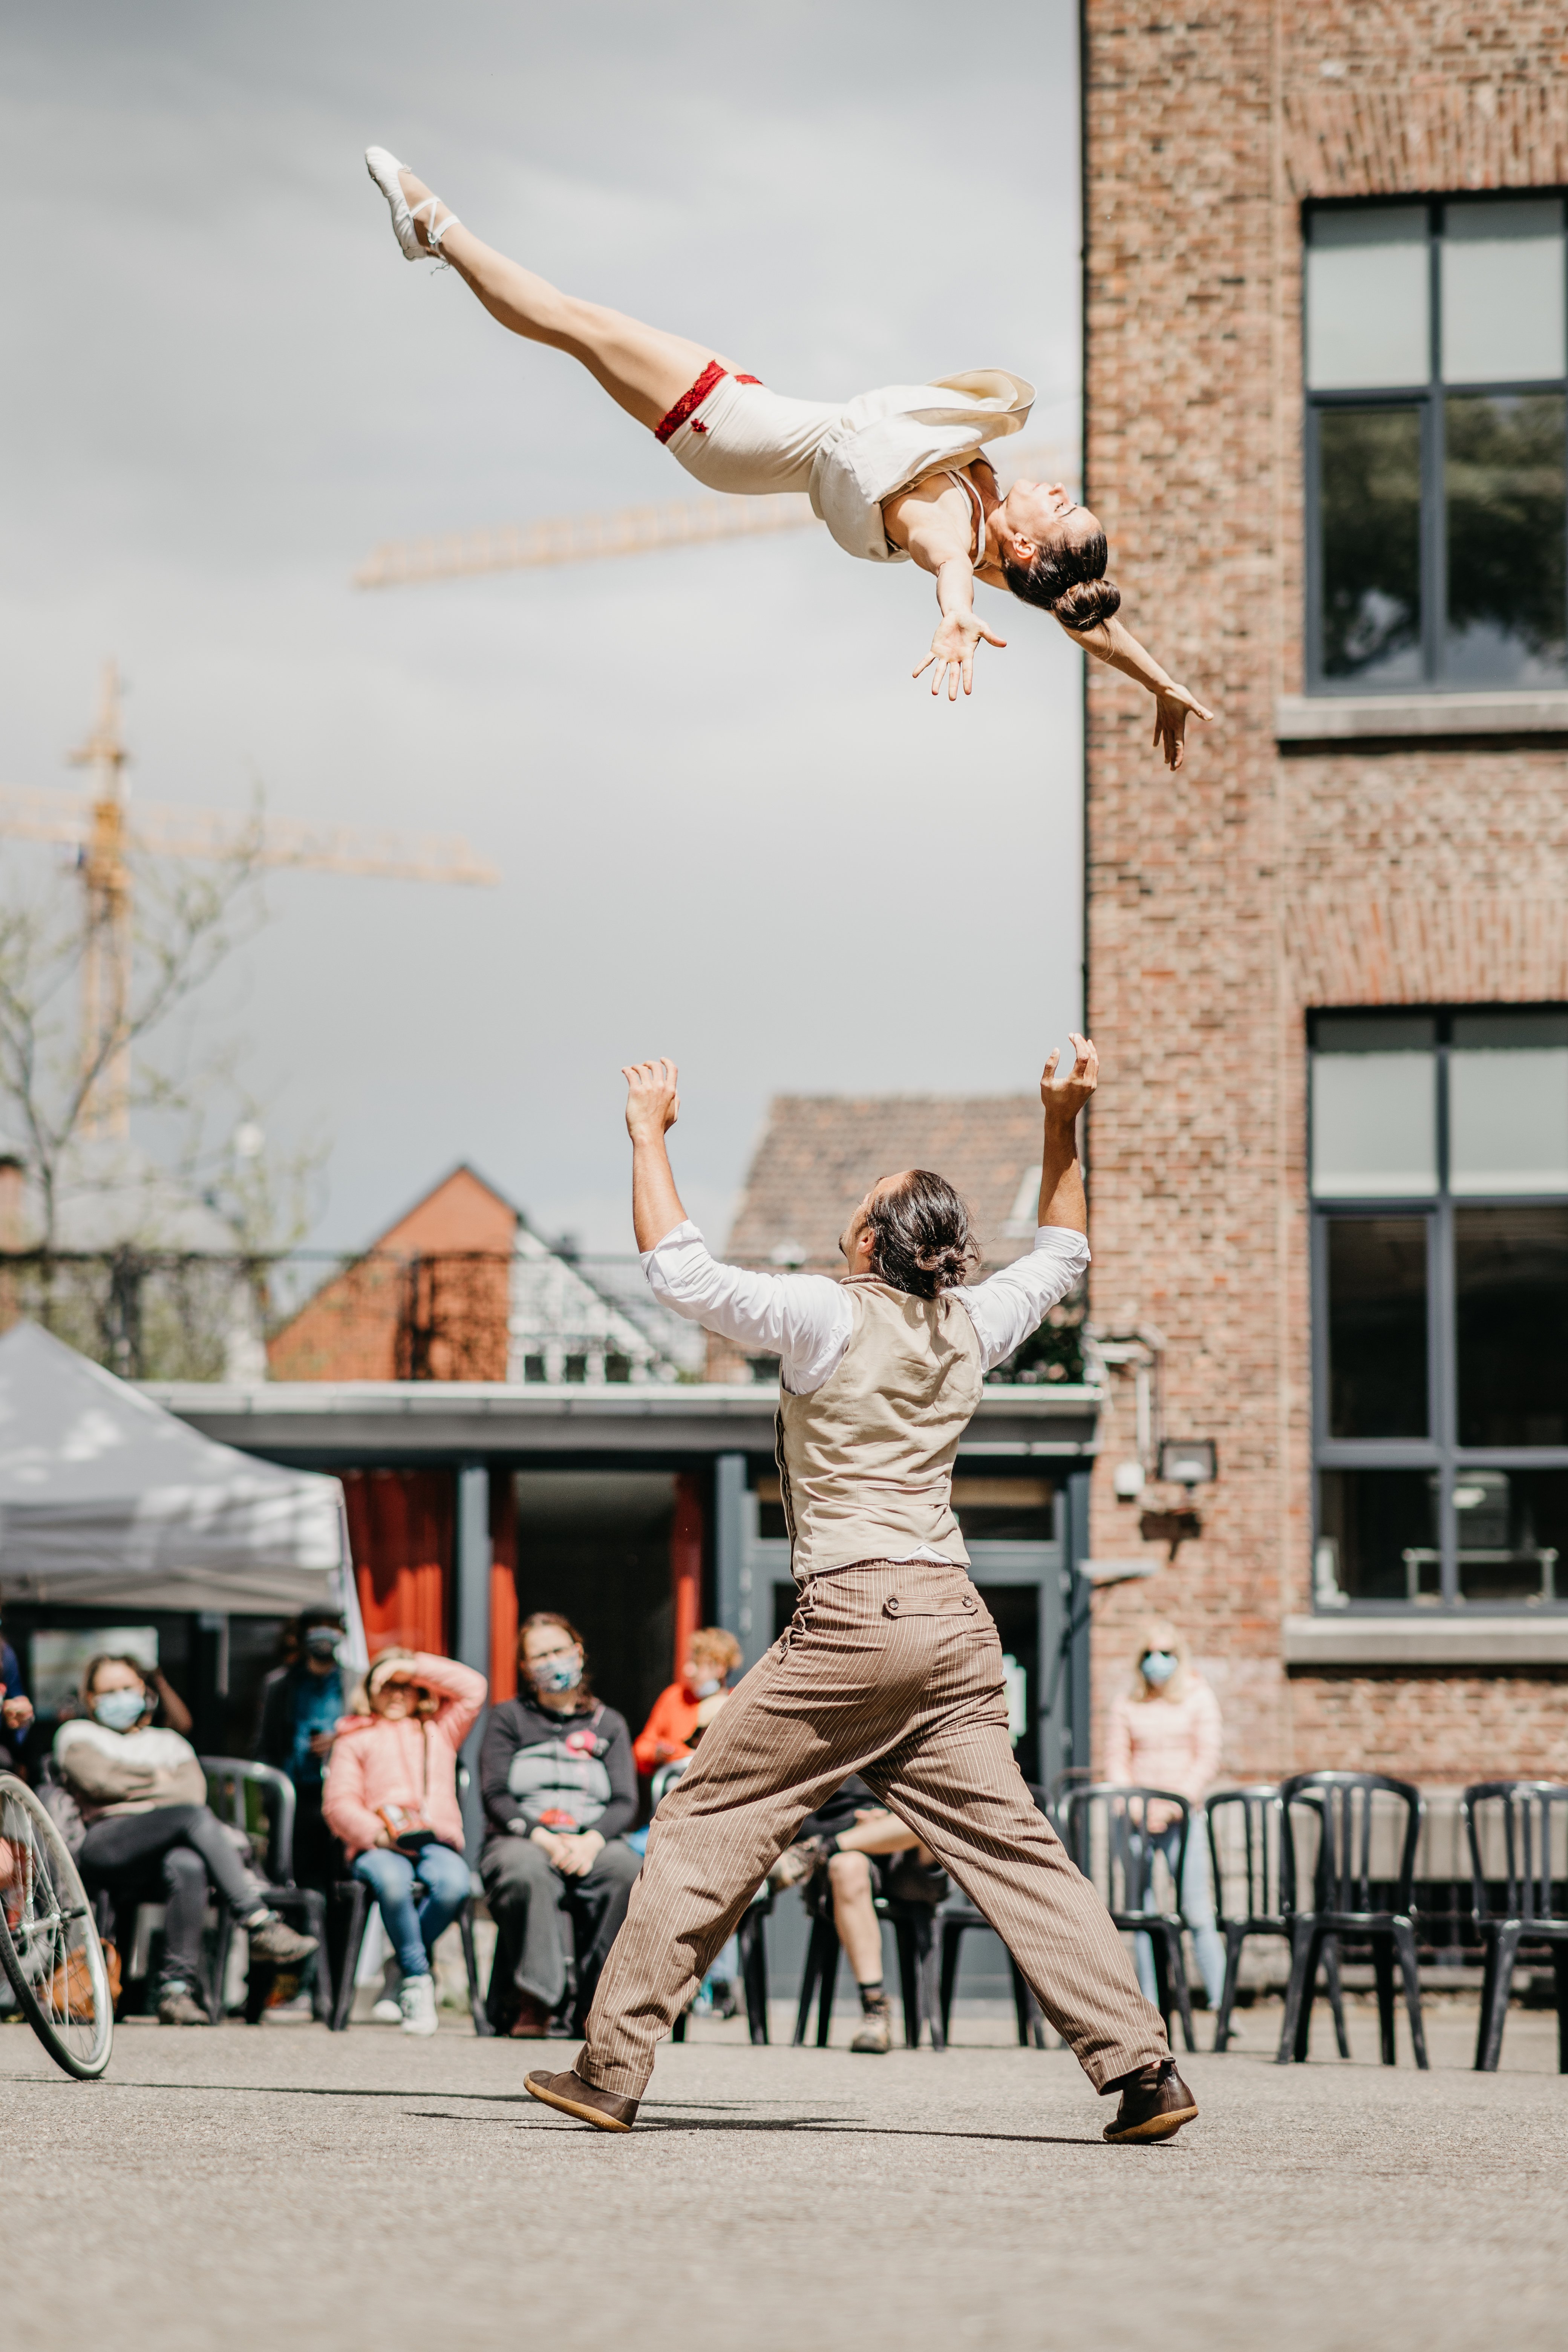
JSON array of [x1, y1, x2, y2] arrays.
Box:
[[353, 439, 1078, 590], [0, 663, 500, 1141]]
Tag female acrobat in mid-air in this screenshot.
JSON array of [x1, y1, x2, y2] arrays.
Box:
[[364, 149, 1212, 757]]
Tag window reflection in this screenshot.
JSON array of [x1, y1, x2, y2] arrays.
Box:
[[1449, 1013, 1568, 1194], [1317, 1469, 1439, 1603], [1444, 394, 1568, 685], [1455, 1205, 1568, 1446], [1306, 208, 1429, 390], [1441, 199, 1566, 387], [1453, 1468, 1568, 1606], [1318, 407, 1424, 682], [1311, 1019, 1436, 1198], [1326, 1218, 1429, 1438]]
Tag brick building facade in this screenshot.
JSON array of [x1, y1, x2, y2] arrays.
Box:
[[1082, 3, 1568, 1781]]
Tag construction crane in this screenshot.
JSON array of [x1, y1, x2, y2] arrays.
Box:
[[353, 439, 1078, 591], [0, 663, 500, 1141]]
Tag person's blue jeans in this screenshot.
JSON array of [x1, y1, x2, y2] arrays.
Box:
[[352, 1843, 470, 1980], [1134, 1820, 1227, 2010]]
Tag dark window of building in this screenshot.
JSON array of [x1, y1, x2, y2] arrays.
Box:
[[523, 1354, 547, 1383], [1311, 1011, 1568, 1608], [1305, 197, 1568, 691]]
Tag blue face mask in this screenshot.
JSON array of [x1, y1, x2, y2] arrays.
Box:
[[534, 1655, 582, 1695], [1141, 1651, 1178, 1689], [692, 1677, 722, 1699], [93, 1686, 147, 1732]]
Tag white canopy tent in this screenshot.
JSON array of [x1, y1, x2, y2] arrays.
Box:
[[0, 1322, 364, 1654]]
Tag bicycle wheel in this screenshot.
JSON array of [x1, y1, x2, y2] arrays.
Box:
[[0, 1774, 113, 2078]]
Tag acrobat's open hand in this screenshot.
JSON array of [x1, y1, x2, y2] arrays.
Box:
[[1152, 684, 1214, 772], [1041, 1034, 1098, 1123], [914, 611, 1008, 701], [623, 1058, 680, 1144]]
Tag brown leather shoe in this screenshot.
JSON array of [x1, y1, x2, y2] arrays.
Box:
[[525, 2066, 639, 2132], [507, 1994, 551, 2039], [1102, 2060, 1199, 2144]]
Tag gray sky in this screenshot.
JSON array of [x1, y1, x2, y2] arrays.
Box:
[[1, 0, 1083, 1253]]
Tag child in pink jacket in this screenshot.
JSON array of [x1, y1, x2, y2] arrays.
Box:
[[324, 1648, 486, 2035]]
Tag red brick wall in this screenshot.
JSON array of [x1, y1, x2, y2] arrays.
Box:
[[1082, 0, 1568, 1783]]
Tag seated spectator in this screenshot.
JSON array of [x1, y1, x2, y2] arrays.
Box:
[[770, 1775, 948, 2053], [256, 1609, 347, 1888], [57, 1653, 318, 2026], [479, 1612, 639, 2038], [632, 1626, 743, 1775], [0, 1605, 34, 1773], [323, 1648, 485, 2037]]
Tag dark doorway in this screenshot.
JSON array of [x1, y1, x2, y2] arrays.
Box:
[[512, 1472, 676, 1742]]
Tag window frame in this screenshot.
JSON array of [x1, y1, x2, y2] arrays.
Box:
[[1303, 192, 1568, 696], [1309, 1006, 1568, 1611]]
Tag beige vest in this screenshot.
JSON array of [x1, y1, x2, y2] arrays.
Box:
[[776, 1278, 983, 1580]]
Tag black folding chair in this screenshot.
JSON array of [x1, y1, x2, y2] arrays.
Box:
[[1462, 1779, 1568, 2073], [1061, 1783, 1197, 2053], [1277, 1770, 1428, 2069], [201, 1758, 330, 2023], [792, 1869, 944, 2050], [1207, 1785, 1347, 2056]]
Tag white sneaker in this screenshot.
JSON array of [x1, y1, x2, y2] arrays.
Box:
[[364, 146, 461, 263], [370, 1997, 403, 2024], [399, 1974, 439, 2036]]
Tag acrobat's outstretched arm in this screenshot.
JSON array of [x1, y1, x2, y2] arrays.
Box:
[[1061, 615, 1214, 772]]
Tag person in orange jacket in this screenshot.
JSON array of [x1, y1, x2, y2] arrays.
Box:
[[633, 1628, 743, 1778]]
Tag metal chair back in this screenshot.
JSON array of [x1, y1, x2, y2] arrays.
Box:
[[1061, 1783, 1190, 1919], [1207, 1786, 1286, 1931], [649, 1760, 688, 1811], [201, 1758, 297, 1886], [1279, 1770, 1422, 1923], [1463, 1780, 1568, 1928]]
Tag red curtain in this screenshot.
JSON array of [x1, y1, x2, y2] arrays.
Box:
[[488, 1473, 519, 1703], [671, 1471, 704, 1681], [343, 1470, 453, 1660]]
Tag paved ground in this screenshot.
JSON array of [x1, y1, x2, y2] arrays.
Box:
[[4, 1997, 1563, 2352]]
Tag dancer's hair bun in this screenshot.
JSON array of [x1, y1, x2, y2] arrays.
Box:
[[864, 1171, 979, 1302], [1050, 576, 1121, 631]]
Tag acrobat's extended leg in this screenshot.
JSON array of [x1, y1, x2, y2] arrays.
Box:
[[382, 163, 735, 427]]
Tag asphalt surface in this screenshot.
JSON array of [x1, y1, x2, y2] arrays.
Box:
[[4, 1998, 1563, 2351]]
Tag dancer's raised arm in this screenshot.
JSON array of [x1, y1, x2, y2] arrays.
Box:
[[1061, 614, 1214, 772], [622, 1059, 688, 1251]]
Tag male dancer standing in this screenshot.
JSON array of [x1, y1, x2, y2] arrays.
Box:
[[527, 1042, 1197, 2144]]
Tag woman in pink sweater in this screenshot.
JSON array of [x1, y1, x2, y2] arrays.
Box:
[[324, 1648, 486, 2035], [1104, 1619, 1227, 2010]]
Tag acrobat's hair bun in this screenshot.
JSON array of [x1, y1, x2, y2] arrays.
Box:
[[1050, 576, 1121, 631]]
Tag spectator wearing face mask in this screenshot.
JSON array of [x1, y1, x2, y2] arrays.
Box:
[[632, 1626, 743, 1776], [323, 1648, 486, 2036], [256, 1611, 348, 1890], [56, 1654, 319, 2024], [1104, 1619, 1227, 2010], [479, 1613, 639, 2038]]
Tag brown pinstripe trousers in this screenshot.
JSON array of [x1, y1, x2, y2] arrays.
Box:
[[579, 1559, 1168, 2099]]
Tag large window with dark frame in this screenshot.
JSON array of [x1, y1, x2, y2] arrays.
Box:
[[1310, 1010, 1568, 1609], [1305, 195, 1568, 691]]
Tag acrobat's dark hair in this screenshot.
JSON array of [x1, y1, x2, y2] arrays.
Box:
[[1003, 520, 1121, 632], [864, 1171, 979, 1301]]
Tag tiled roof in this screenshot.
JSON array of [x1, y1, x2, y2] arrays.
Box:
[[723, 1095, 1045, 1271]]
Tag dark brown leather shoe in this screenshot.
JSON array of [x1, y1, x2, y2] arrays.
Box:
[[1102, 2060, 1199, 2144], [525, 2066, 639, 2132]]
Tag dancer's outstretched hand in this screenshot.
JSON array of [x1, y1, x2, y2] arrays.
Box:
[[1152, 683, 1214, 771], [1041, 1034, 1098, 1122], [623, 1057, 680, 1143], [914, 611, 1008, 701]]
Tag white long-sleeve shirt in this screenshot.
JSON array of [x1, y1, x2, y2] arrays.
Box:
[[642, 1220, 1090, 1397]]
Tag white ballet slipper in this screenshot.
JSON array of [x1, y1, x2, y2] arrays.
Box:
[[364, 145, 462, 264]]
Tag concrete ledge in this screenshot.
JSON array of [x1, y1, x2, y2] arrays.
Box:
[[1284, 1613, 1568, 1668], [1276, 689, 1568, 741]]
